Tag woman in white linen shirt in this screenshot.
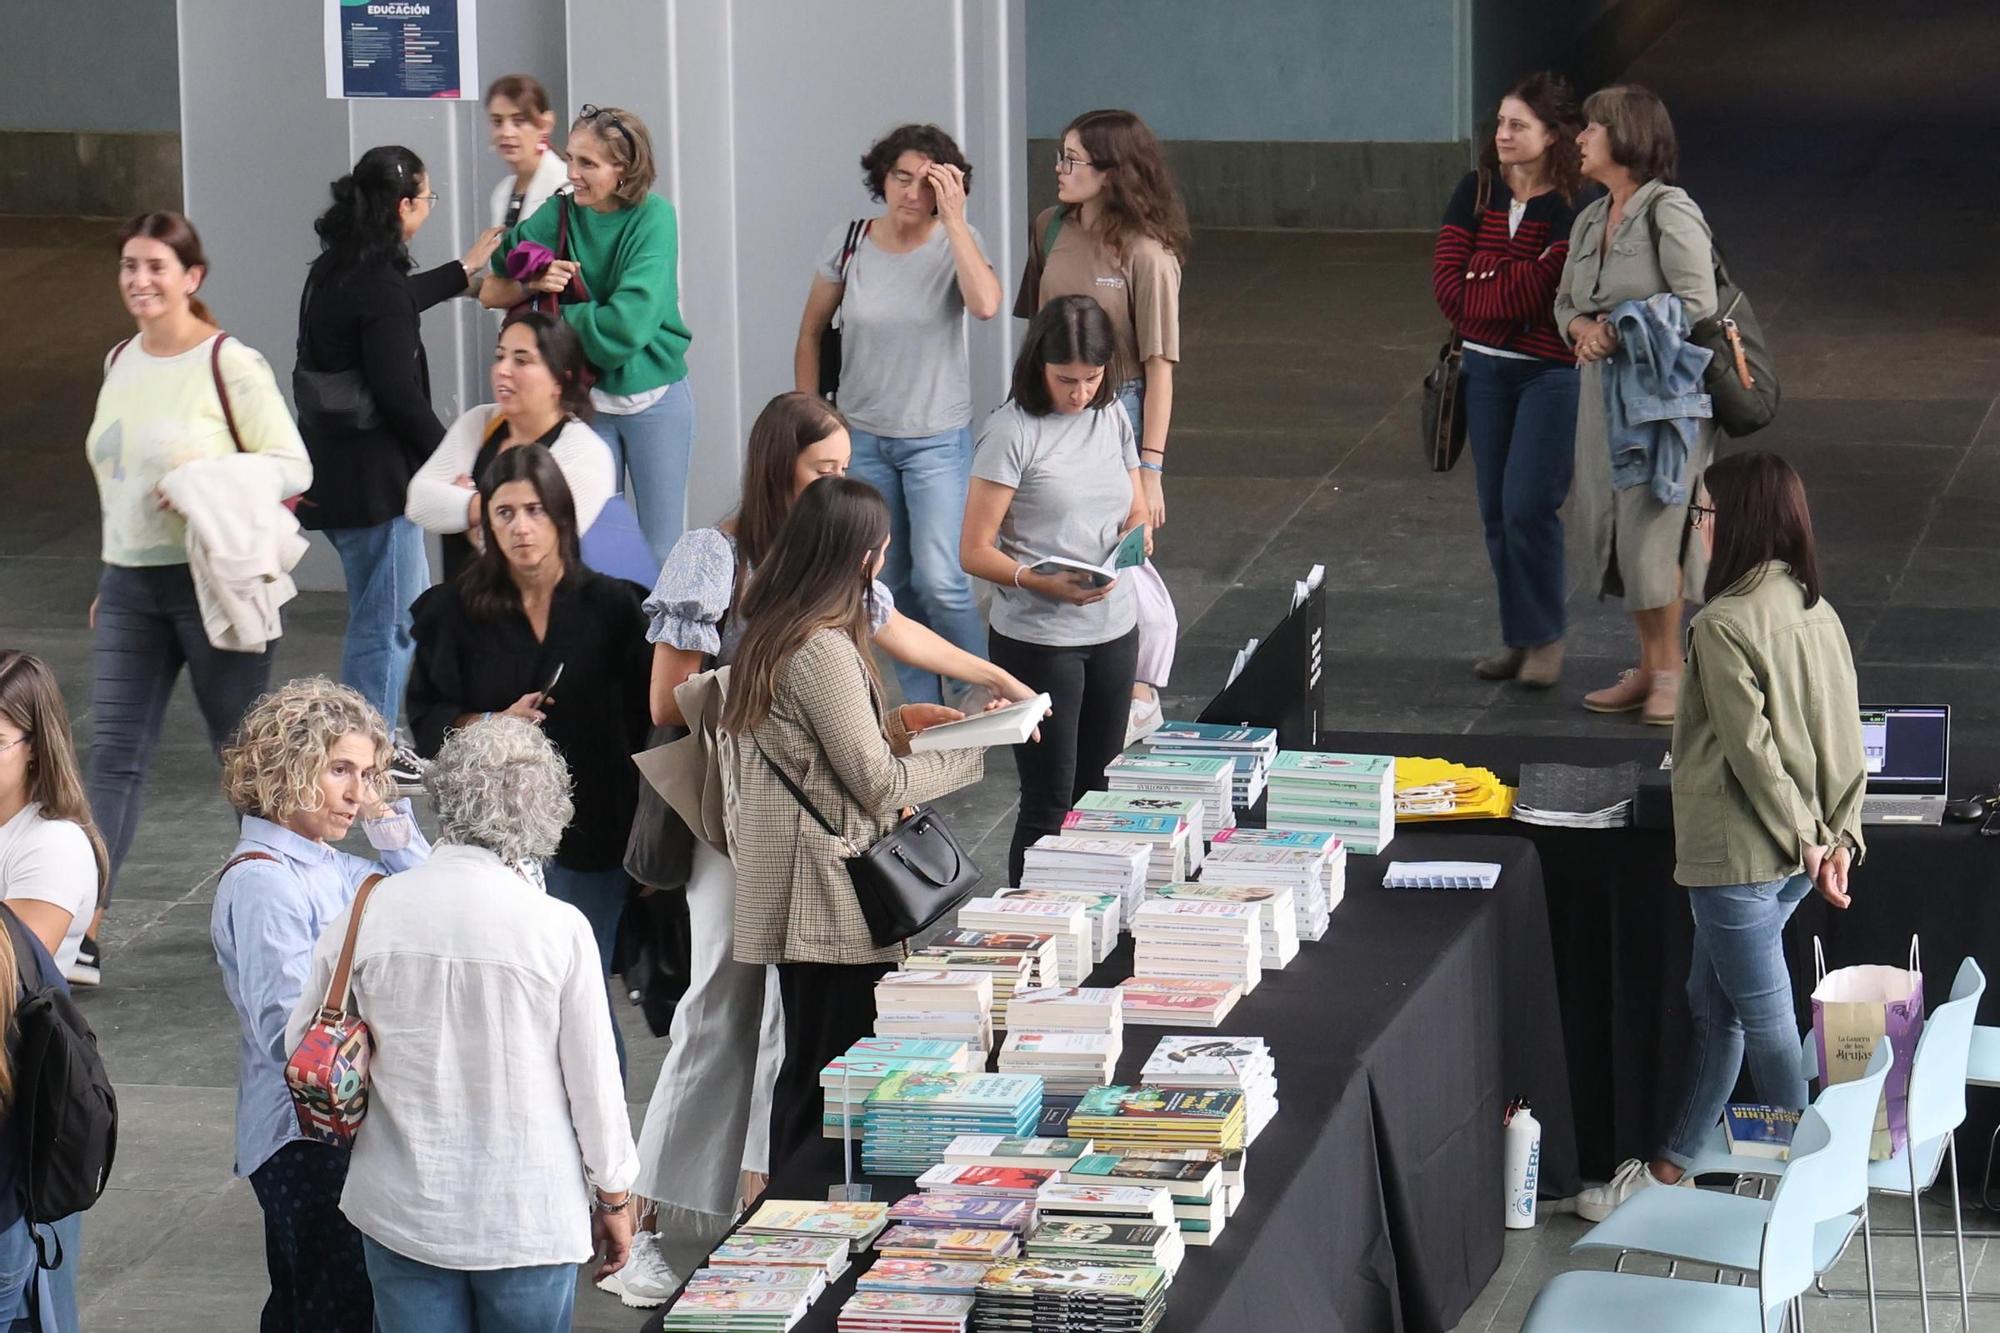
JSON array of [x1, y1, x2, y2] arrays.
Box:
[[0, 652, 106, 976], [287, 717, 636, 1329]]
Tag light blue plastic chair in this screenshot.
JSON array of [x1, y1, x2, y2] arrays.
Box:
[[1570, 1038, 1892, 1329], [1522, 1106, 1841, 1332]]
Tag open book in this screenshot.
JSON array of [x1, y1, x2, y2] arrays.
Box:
[[1028, 525, 1147, 588], [909, 693, 1053, 753]]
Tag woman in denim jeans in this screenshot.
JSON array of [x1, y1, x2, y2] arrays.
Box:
[[793, 124, 1001, 706], [1577, 452, 1866, 1221]]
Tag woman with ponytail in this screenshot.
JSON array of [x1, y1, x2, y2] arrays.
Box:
[[296, 145, 502, 749], [81, 211, 312, 984]]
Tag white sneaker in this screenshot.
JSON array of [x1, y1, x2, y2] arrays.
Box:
[[1126, 695, 1164, 746], [1574, 1158, 1669, 1222], [596, 1230, 681, 1309]]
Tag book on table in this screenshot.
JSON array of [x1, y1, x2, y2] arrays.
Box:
[[1141, 1035, 1279, 1144], [1058, 808, 1191, 890], [1026, 1218, 1186, 1276], [1074, 788, 1208, 870], [684, 1263, 827, 1300], [836, 1288, 975, 1333], [1105, 750, 1238, 835], [709, 1231, 853, 1281], [973, 1258, 1170, 1333], [914, 1162, 1061, 1199], [1144, 720, 1278, 809], [854, 1259, 993, 1296], [740, 1200, 892, 1253], [1069, 1085, 1249, 1153], [1025, 524, 1147, 588], [1021, 836, 1151, 919], [1154, 880, 1300, 968], [996, 886, 1120, 963], [1115, 976, 1243, 1028], [997, 1029, 1122, 1095], [1722, 1103, 1801, 1159], [942, 1134, 1096, 1168], [956, 897, 1092, 987], [1005, 985, 1123, 1034], [659, 1284, 813, 1331], [906, 692, 1052, 753], [885, 1192, 1036, 1235], [874, 1224, 1021, 1261], [1034, 1180, 1178, 1228]]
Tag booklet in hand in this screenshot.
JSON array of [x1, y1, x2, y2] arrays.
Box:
[[1029, 525, 1147, 589], [909, 693, 1053, 753]]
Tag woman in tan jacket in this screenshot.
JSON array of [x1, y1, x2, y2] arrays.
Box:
[[724, 476, 984, 1164]]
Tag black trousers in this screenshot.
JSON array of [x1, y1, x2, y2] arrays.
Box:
[[247, 1140, 373, 1333], [987, 626, 1141, 882], [770, 960, 896, 1168]]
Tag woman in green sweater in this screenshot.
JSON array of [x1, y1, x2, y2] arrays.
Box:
[[483, 104, 694, 564]]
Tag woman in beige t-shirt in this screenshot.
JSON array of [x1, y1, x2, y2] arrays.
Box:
[[1017, 109, 1189, 744]]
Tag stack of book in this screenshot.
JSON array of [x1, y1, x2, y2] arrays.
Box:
[[1025, 1218, 1186, 1275], [1056, 809, 1191, 890], [821, 1038, 979, 1141], [1073, 789, 1207, 872], [922, 928, 1059, 988], [997, 1030, 1122, 1096], [1021, 837, 1150, 922], [902, 940, 1039, 1032], [914, 1162, 1060, 1204], [973, 1261, 1169, 1332], [875, 1225, 1020, 1263], [1034, 1182, 1176, 1232], [1143, 721, 1278, 810], [1106, 750, 1237, 833], [885, 1191, 1036, 1240], [1204, 825, 1346, 939], [1061, 1150, 1228, 1244], [857, 1259, 993, 1297], [1115, 976, 1242, 1028], [874, 971, 995, 1057], [1084, 1146, 1246, 1217], [1006, 986, 1122, 1035], [1141, 1035, 1279, 1144], [838, 1290, 975, 1333], [996, 886, 1120, 963], [1265, 751, 1396, 855], [739, 1200, 892, 1255], [662, 1283, 814, 1331], [1130, 898, 1263, 993], [943, 1134, 1096, 1169], [709, 1230, 854, 1284], [1153, 881, 1299, 969], [957, 898, 1091, 987], [1068, 1085, 1248, 1155], [861, 1071, 1044, 1176]]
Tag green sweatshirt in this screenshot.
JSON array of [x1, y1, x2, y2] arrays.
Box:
[[502, 192, 692, 395], [1671, 561, 1868, 888]]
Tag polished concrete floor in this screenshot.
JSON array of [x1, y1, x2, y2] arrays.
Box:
[[3, 0, 1998, 1326]]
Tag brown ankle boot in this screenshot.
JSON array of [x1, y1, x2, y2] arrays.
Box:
[[1516, 641, 1565, 689], [1583, 668, 1651, 714], [1474, 647, 1524, 681]]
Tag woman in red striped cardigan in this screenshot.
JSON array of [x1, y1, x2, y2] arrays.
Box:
[[1432, 73, 1587, 688]]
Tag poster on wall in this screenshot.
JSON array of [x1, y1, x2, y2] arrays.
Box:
[[324, 0, 479, 99]]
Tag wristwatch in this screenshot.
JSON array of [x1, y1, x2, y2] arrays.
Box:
[[591, 1190, 631, 1215]]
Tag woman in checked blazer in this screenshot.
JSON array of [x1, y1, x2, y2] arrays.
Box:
[[723, 476, 984, 1166]]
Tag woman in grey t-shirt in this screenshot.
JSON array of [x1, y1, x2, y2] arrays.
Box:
[[962, 297, 1147, 881], [793, 124, 1002, 709]]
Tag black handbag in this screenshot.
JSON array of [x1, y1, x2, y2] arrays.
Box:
[[1421, 169, 1494, 473], [817, 219, 871, 401], [756, 741, 982, 947], [1645, 195, 1779, 438], [292, 267, 383, 434]]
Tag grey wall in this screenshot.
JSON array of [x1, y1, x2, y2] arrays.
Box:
[[0, 0, 180, 133]]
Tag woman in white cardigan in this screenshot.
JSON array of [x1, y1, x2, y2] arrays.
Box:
[[407, 311, 618, 582]]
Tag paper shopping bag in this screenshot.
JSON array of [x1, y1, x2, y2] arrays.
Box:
[[1811, 936, 1925, 1160]]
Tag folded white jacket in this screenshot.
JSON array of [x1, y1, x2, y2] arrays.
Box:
[[159, 454, 310, 653]]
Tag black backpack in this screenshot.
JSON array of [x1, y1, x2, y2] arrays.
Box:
[[2, 907, 117, 1232], [1647, 194, 1780, 437]]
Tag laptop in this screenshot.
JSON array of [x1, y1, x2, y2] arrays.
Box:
[[1859, 705, 1951, 825]]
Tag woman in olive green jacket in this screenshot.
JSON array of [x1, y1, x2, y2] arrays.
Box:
[[1577, 451, 1865, 1220]]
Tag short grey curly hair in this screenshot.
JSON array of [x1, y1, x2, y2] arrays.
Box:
[[425, 717, 574, 865]]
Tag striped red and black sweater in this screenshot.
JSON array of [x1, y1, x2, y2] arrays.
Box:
[[1431, 170, 1582, 363]]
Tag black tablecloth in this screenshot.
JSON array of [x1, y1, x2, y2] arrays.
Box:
[[1318, 728, 2000, 1181], [643, 833, 1575, 1333]]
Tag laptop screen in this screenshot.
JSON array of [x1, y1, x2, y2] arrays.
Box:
[[1859, 706, 1950, 795]]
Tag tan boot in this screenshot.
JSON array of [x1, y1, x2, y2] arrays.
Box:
[[1583, 668, 1651, 714], [1516, 641, 1565, 689], [1643, 670, 1682, 726], [1474, 647, 1525, 681]]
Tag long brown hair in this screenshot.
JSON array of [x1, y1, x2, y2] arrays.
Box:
[[1061, 109, 1192, 260], [734, 392, 849, 570], [1701, 451, 1823, 607], [0, 652, 110, 904], [722, 478, 890, 736], [455, 444, 583, 620], [118, 211, 217, 326], [1478, 72, 1585, 204], [0, 915, 17, 1109]]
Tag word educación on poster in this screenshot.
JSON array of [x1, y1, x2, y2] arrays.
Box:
[[324, 0, 480, 100]]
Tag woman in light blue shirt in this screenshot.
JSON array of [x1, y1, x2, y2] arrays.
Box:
[[210, 679, 430, 1333]]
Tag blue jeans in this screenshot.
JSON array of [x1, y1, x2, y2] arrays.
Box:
[[1660, 873, 1814, 1166], [544, 861, 631, 1081], [592, 379, 697, 565], [361, 1236, 575, 1332], [324, 517, 430, 729], [0, 1212, 80, 1332], [846, 424, 985, 704], [89, 563, 274, 902], [1461, 350, 1579, 648]]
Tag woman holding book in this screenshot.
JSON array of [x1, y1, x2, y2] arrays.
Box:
[[962, 296, 1146, 882]]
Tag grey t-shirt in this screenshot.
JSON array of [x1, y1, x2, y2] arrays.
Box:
[[972, 399, 1139, 647], [817, 219, 986, 439]]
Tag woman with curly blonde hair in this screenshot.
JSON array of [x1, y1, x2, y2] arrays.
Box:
[[210, 677, 431, 1333]]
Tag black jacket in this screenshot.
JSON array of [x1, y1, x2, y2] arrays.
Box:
[[295, 252, 465, 530], [407, 570, 652, 871]]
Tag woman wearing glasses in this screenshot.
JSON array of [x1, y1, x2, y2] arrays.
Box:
[[484, 105, 697, 567], [1017, 109, 1189, 744]]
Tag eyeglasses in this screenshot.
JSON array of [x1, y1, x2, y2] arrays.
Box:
[[1055, 152, 1102, 176], [415, 192, 439, 206], [578, 104, 638, 160], [1689, 503, 1717, 530], [0, 734, 31, 755]]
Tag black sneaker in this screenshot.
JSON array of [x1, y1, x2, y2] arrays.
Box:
[[388, 744, 429, 798], [66, 935, 101, 988]]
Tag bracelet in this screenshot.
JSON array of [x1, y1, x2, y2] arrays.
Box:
[[1139, 461, 1164, 473], [592, 1191, 631, 1215], [1139, 447, 1166, 457], [1013, 564, 1028, 588]]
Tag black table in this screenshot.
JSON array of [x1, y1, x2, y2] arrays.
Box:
[[643, 833, 1575, 1333], [1317, 728, 2000, 1181]]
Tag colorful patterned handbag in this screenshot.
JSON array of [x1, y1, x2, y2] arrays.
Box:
[[283, 872, 385, 1146]]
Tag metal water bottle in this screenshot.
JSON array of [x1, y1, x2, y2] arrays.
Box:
[[1503, 1099, 1541, 1229]]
